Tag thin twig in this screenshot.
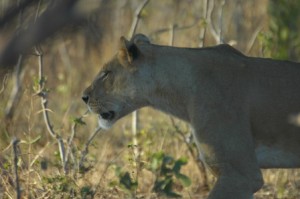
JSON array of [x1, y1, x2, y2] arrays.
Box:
[[12, 137, 21, 199], [169, 24, 175, 46], [29, 142, 50, 168], [128, 0, 151, 38], [79, 126, 102, 170], [207, 0, 226, 44], [245, 24, 264, 54], [199, 0, 209, 47], [217, 0, 226, 44], [64, 110, 89, 170], [128, 0, 151, 164], [149, 18, 201, 39], [35, 46, 67, 173]]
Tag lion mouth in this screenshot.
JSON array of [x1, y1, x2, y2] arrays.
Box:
[[99, 111, 115, 120]]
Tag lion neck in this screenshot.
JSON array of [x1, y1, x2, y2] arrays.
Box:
[[144, 46, 193, 122]]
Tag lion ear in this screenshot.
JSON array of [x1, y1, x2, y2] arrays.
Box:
[[118, 36, 139, 67], [132, 34, 150, 45]]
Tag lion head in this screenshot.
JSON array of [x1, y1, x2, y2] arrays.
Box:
[[82, 34, 153, 129]]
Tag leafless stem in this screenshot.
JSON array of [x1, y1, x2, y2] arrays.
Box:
[[128, 0, 150, 38], [169, 24, 175, 46], [199, 0, 209, 47], [246, 24, 264, 54], [217, 0, 226, 44], [35, 46, 66, 173], [79, 126, 102, 170], [207, 0, 226, 44], [29, 142, 50, 168], [128, 0, 151, 163], [12, 137, 21, 199], [149, 18, 201, 39], [64, 111, 89, 170]]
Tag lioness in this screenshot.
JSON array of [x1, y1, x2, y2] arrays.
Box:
[[82, 34, 300, 199]]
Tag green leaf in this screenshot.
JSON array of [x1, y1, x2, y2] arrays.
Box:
[[175, 173, 192, 187], [150, 152, 164, 171], [173, 157, 188, 174], [72, 117, 86, 125]]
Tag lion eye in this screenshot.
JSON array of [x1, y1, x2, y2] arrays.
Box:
[[99, 71, 111, 81]]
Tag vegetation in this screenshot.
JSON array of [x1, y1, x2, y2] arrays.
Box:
[[260, 0, 300, 61], [1, 0, 300, 198]]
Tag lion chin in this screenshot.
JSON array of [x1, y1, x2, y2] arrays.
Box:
[[98, 116, 114, 130]]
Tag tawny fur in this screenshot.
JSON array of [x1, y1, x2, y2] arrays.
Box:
[[83, 34, 300, 199]]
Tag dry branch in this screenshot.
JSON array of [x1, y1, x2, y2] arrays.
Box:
[[79, 126, 102, 170], [35, 47, 67, 173], [199, 0, 209, 47], [149, 18, 201, 39], [207, 0, 226, 44], [128, 0, 151, 163], [128, 0, 151, 38], [64, 111, 88, 170], [246, 24, 264, 54]]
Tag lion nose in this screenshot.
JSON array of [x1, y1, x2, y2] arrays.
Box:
[[82, 95, 89, 104]]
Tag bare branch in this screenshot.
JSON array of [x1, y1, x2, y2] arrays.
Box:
[[29, 142, 50, 168], [128, 0, 151, 164], [207, 0, 226, 44], [149, 18, 201, 39], [199, 0, 209, 47], [12, 137, 21, 199], [79, 126, 102, 170], [128, 0, 151, 38], [217, 0, 226, 44], [35, 46, 66, 173], [246, 24, 264, 54], [64, 111, 89, 169]]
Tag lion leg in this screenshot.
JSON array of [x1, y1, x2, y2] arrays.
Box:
[[207, 165, 261, 199], [191, 112, 264, 198]]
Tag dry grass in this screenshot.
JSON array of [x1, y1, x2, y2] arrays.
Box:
[[1, 0, 300, 198]]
